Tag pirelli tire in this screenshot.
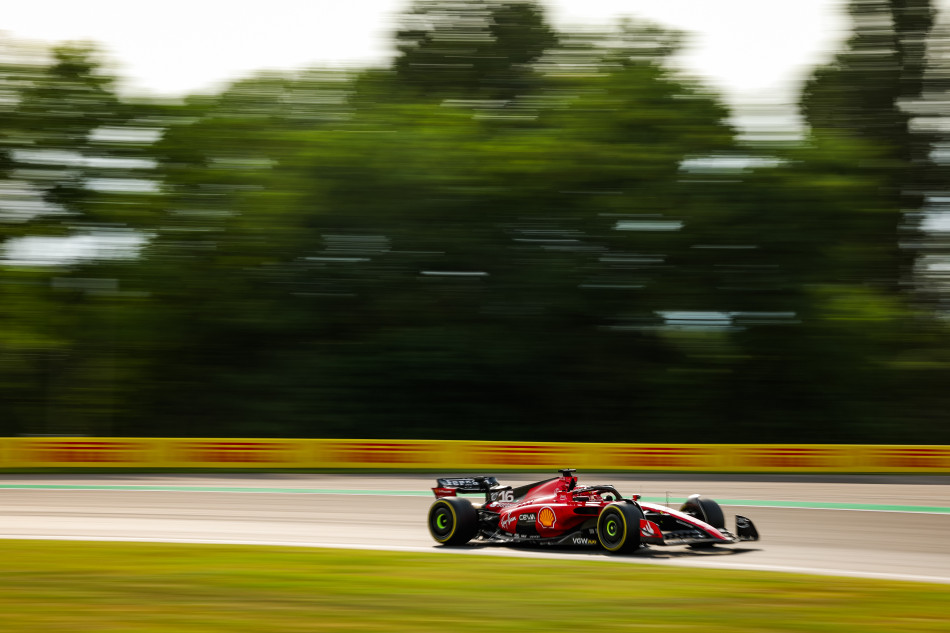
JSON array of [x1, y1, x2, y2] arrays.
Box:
[[428, 497, 478, 546], [596, 502, 644, 554], [680, 494, 725, 529], [680, 494, 725, 549]]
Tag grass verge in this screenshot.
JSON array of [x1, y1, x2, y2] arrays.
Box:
[[0, 540, 947, 632]]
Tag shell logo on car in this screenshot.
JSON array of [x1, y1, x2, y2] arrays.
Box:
[[537, 506, 556, 528]]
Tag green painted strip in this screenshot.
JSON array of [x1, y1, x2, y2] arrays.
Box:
[[705, 498, 950, 514], [0, 484, 424, 496], [0, 484, 947, 514]]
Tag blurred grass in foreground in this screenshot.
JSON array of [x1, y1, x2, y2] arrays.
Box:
[[0, 541, 947, 632]]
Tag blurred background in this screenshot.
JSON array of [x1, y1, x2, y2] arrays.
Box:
[[1, 0, 949, 443]]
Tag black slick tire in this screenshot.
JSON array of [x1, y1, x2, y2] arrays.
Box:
[[681, 494, 725, 549], [680, 494, 725, 528], [596, 502, 643, 554], [428, 497, 478, 546]]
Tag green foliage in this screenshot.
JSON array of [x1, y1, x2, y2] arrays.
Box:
[[394, 0, 557, 100], [0, 4, 949, 442]]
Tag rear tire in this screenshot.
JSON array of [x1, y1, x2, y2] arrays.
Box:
[[428, 497, 478, 546], [597, 502, 643, 554]]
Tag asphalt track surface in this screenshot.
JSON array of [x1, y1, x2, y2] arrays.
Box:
[[2, 473, 949, 584]]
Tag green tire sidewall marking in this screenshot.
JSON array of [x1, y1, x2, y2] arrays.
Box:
[[431, 501, 457, 543], [599, 507, 628, 551]]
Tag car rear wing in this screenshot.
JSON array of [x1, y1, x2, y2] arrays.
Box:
[[432, 476, 500, 499]]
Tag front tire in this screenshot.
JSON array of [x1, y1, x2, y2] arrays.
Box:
[[680, 494, 725, 528], [428, 497, 478, 546], [597, 502, 644, 554], [681, 494, 725, 549]]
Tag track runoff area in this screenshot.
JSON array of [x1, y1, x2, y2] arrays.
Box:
[[1, 473, 949, 584]]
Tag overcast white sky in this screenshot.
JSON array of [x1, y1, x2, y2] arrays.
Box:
[[2, 0, 858, 107]]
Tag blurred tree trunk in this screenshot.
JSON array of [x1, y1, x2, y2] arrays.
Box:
[[800, 0, 936, 287]]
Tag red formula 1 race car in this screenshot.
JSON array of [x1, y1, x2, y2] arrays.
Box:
[[427, 469, 759, 553]]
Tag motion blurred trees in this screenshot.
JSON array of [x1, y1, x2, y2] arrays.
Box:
[[0, 41, 162, 436], [794, 0, 950, 441], [800, 0, 937, 281], [394, 0, 557, 99], [1, 1, 950, 442]]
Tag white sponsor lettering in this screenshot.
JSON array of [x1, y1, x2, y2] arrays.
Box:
[[442, 479, 479, 488], [500, 512, 517, 531]]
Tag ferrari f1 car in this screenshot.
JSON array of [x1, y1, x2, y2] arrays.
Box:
[[427, 469, 759, 553]]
